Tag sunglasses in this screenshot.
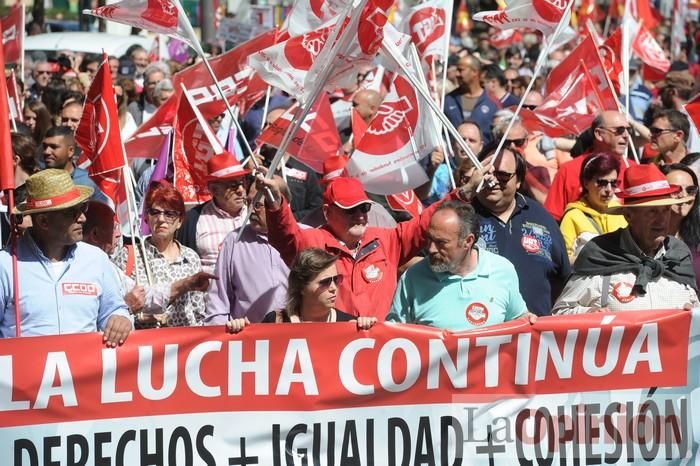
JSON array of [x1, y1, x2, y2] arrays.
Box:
[[147, 208, 180, 221], [35, 70, 52, 75], [595, 179, 619, 189], [493, 170, 516, 184], [505, 138, 527, 148], [674, 185, 699, 197], [522, 104, 537, 110], [649, 127, 675, 137], [598, 126, 632, 136], [318, 274, 344, 289], [60, 202, 89, 220], [214, 179, 248, 191], [248, 199, 265, 210], [341, 203, 372, 215]]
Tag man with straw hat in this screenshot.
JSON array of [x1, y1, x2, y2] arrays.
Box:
[[553, 164, 700, 314], [0, 170, 132, 346]]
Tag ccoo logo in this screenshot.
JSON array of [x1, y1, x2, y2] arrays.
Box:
[[409, 8, 446, 55]]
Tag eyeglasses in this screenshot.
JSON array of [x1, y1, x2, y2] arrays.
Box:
[[505, 138, 527, 148], [674, 185, 699, 197], [598, 126, 632, 136], [214, 179, 248, 191], [493, 170, 516, 184], [317, 274, 344, 289], [522, 104, 538, 110], [248, 199, 265, 210], [649, 127, 675, 137], [60, 202, 89, 221], [146, 208, 180, 221], [595, 179, 619, 189], [35, 70, 52, 75], [340, 203, 372, 215]]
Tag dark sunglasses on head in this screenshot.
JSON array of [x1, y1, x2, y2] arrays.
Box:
[[341, 203, 372, 215], [599, 126, 632, 136], [318, 274, 344, 289], [505, 138, 527, 148], [493, 170, 516, 184], [595, 179, 619, 189]]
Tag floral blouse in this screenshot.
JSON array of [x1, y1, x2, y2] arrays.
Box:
[[114, 239, 205, 327]]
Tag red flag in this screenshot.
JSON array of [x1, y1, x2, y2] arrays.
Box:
[[172, 88, 227, 204], [257, 94, 341, 172], [83, 0, 191, 44], [351, 107, 369, 143], [124, 95, 178, 159], [524, 60, 618, 137], [0, 24, 15, 191], [489, 29, 522, 49], [473, 0, 571, 36], [401, 0, 453, 67], [630, 0, 661, 30], [386, 190, 423, 218], [76, 54, 126, 175], [549, 32, 620, 94], [601, 28, 624, 92], [92, 169, 131, 229], [1, 4, 23, 64], [633, 23, 670, 74], [284, 0, 350, 37], [684, 95, 700, 138], [7, 70, 22, 123]]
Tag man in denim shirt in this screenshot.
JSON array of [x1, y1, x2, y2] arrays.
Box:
[[0, 170, 132, 346]]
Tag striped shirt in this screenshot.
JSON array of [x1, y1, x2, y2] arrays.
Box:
[[195, 200, 247, 273]]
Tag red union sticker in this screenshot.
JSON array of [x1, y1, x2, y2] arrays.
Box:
[[521, 235, 541, 253], [466, 302, 489, 326], [62, 282, 98, 296], [612, 282, 635, 303]]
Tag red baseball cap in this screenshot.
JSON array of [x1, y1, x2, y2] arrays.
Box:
[[323, 177, 370, 209]]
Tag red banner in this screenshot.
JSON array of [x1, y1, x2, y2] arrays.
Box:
[[0, 310, 696, 463]]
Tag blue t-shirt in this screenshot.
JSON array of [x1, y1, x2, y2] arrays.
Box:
[[474, 194, 570, 316], [387, 250, 527, 331]]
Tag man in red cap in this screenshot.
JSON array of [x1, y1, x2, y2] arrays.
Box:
[[257, 173, 489, 319], [177, 152, 251, 273], [553, 164, 699, 313]]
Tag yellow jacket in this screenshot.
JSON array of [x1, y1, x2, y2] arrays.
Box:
[[559, 199, 628, 258]]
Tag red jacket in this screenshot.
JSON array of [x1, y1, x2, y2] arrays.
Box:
[[267, 194, 458, 319]]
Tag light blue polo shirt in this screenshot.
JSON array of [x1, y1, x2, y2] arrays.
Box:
[[387, 249, 527, 331]]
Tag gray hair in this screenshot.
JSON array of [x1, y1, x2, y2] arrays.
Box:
[[154, 78, 174, 97], [144, 62, 170, 80], [434, 200, 480, 243], [492, 110, 521, 140]]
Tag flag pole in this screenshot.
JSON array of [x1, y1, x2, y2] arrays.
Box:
[[481, 0, 574, 170], [235, 0, 367, 241], [259, 85, 272, 133], [7, 90, 17, 132], [20, 4, 25, 85], [6, 188, 21, 337]]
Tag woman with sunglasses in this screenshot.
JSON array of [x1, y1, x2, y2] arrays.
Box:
[[115, 180, 215, 328], [226, 249, 376, 331], [660, 164, 700, 288], [559, 153, 628, 261]]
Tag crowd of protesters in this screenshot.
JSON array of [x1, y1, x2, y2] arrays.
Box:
[[1, 7, 700, 345]]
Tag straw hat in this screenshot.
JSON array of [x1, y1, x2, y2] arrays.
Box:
[[14, 169, 94, 215], [607, 164, 688, 214]]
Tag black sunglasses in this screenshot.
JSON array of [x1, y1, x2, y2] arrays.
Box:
[[318, 274, 344, 289], [595, 179, 619, 189], [60, 202, 89, 220], [341, 203, 371, 215], [505, 138, 527, 148], [599, 126, 632, 136], [649, 127, 675, 137], [147, 208, 180, 221], [493, 170, 516, 184]]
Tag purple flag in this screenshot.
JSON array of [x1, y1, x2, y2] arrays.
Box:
[[140, 131, 172, 235]]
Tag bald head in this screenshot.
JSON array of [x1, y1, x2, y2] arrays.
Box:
[[592, 110, 629, 156], [353, 89, 382, 123], [523, 91, 543, 107]]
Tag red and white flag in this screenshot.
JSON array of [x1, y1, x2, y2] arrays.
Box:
[[84, 0, 191, 44], [346, 70, 440, 194], [351, 107, 369, 143], [548, 32, 618, 94], [0, 24, 13, 192], [490, 29, 522, 49], [257, 94, 341, 173], [1, 4, 23, 64], [76, 54, 127, 175], [7, 70, 22, 122], [401, 0, 453, 67], [172, 86, 227, 204], [124, 95, 178, 160], [523, 59, 618, 137], [386, 190, 423, 218], [632, 22, 670, 74], [92, 168, 131, 230], [473, 0, 571, 36], [284, 0, 351, 37]]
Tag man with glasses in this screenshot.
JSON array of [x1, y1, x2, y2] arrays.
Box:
[[649, 109, 691, 165], [177, 152, 251, 273], [128, 63, 167, 125], [28, 61, 53, 100], [257, 173, 489, 319], [0, 170, 132, 344], [204, 182, 290, 325], [545, 110, 631, 222], [473, 145, 570, 316]]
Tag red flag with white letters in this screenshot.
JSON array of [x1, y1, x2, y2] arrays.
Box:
[[284, 0, 351, 37], [473, 0, 571, 36], [632, 23, 670, 74], [386, 190, 423, 218], [76, 54, 127, 175], [1, 4, 22, 64], [257, 94, 341, 172], [401, 0, 453, 67]]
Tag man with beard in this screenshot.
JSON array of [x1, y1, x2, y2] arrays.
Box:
[[387, 201, 533, 330], [177, 152, 251, 273]]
